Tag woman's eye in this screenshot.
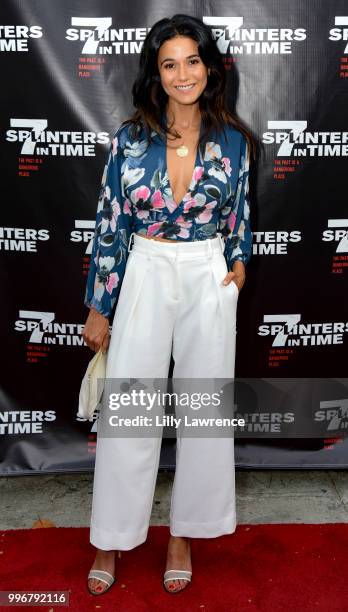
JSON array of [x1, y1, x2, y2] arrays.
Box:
[[163, 59, 200, 70]]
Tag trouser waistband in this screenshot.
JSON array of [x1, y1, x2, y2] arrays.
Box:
[[127, 232, 225, 259]]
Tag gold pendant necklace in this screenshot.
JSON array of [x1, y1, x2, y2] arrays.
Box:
[[176, 145, 189, 157]]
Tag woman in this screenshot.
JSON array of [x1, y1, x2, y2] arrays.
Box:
[[83, 13, 255, 596]]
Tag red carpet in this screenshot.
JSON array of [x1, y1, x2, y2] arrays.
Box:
[[0, 524, 347, 611]]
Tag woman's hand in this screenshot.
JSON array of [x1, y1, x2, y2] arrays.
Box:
[[222, 260, 246, 292], [82, 307, 110, 353]]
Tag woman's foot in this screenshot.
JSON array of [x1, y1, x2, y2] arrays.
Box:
[[88, 549, 116, 594], [164, 535, 192, 592]]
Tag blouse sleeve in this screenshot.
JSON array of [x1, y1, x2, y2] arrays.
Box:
[[218, 134, 253, 271], [84, 126, 134, 319]]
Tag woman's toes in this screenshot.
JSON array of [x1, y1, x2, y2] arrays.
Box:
[[89, 578, 106, 593], [166, 579, 181, 591]]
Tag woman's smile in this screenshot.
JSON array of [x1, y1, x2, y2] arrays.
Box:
[[175, 84, 196, 91]]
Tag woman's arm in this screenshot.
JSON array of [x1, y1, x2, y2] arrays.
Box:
[[219, 134, 253, 289], [219, 134, 253, 273], [83, 125, 134, 351]]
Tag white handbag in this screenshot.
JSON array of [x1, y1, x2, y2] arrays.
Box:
[[77, 348, 107, 421]]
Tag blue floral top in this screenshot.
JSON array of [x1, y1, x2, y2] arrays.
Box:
[[84, 119, 253, 319]]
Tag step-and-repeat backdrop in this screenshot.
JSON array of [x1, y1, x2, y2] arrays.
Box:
[[1, 0, 348, 474]]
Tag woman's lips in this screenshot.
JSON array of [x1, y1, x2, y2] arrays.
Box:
[[175, 84, 196, 91]]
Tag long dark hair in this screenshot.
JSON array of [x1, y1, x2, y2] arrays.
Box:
[[121, 14, 257, 161]]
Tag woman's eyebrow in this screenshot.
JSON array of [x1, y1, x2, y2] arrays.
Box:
[[160, 54, 200, 66]]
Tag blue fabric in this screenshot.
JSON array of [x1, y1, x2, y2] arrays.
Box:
[[84, 120, 253, 318]]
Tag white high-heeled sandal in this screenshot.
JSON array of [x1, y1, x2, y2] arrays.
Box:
[[87, 569, 115, 595], [163, 569, 192, 593], [87, 551, 121, 595]]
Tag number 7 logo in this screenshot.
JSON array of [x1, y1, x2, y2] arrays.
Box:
[[71, 17, 112, 54], [268, 120, 307, 156], [10, 119, 47, 155], [327, 219, 348, 253], [264, 314, 301, 346], [202, 17, 243, 53], [19, 310, 55, 343]]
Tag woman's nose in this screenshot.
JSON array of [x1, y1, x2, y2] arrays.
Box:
[[177, 65, 189, 80]]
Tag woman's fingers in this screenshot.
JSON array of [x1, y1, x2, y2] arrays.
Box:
[[222, 271, 236, 286], [222, 271, 244, 291], [83, 309, 110, 352], [88, 332, 106, 353]]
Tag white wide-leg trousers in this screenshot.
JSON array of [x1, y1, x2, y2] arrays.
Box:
[[90, 233, 239, 550]]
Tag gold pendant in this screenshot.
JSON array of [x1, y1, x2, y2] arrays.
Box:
[[176, 145, 189, 157]]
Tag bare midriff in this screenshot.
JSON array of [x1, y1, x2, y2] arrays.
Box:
[[136, 233, 192, 243]]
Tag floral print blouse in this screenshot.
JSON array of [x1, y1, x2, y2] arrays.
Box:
[[84, 119, 253, 319]]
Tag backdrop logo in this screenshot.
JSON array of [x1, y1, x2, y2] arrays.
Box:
[[258, 315, 348, 347], [202, 16, 306, 54], [15, 311, 85, 346], [6, 119, 109, 156], [0, 410, 56, 435], [322, 219, 348, 253], [329, 16, 348, 53], [235, 410, 295, 433], [71, 220, 95, 254], [263, 121, 348, 157], [314, 399, 348, 431], [0, 25, 43, 52], [252, 230, 301, 255], [66, 17, 150, 54], [0, 227, 49, 252]]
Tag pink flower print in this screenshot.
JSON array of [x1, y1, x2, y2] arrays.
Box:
[[151, 189, 165, 209], [133, 185, 151, 204], [166, 198, 178, 214], [196, 201, 216, 224], [147, 222, 164, 237], [111, 197, 121, 217], [192, 166, 204, 182], [222, 157, 232, 177], [131, 185, 152, 219], [178, 227, 191, 238], [183, 197, 198, 213], [136, 209, 149, 220], [106, 272, 119, 295], [111, 137, 119, 159], [107, 198, 120, 232], [176, 216, 192, 238], [182, 193, 207, 216], [123, 199, 132, 216], [228, 212, 236, 232]]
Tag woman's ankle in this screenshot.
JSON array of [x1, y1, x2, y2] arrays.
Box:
[[95, 548, 116, 557]]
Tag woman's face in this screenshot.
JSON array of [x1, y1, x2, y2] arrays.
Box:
[[157, 35, 208, 106]]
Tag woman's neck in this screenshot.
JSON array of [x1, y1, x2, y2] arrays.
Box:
[[166, 100, 201, 130]]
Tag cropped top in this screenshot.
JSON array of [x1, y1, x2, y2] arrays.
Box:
[[84, 119, 253, 319]]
